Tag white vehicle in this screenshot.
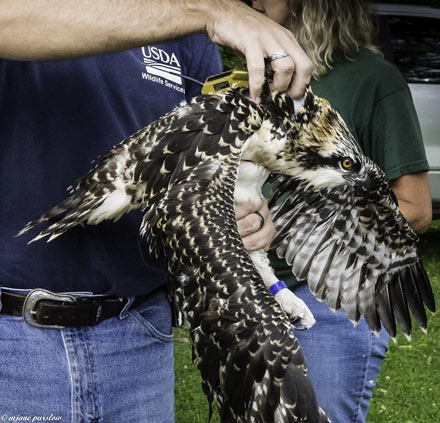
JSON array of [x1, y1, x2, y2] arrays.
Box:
[[374, 3, 440, 218]]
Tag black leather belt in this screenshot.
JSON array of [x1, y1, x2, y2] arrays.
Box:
[[0, 288, 146, 329]]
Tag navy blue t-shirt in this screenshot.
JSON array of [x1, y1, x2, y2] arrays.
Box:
[[0, 35, 222, 296]]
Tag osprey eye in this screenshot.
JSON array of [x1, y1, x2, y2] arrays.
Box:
[[341, 158, 353, 170]]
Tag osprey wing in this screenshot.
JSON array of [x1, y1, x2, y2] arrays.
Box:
[[18, 92, 254, 242], [268, 156, 435, 340]]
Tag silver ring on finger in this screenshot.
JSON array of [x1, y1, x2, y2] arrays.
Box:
[[270, 50, 289, 62], [254, 211, 265, 231]]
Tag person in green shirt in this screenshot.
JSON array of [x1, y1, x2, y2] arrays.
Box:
[[251, 0, 432, 422]]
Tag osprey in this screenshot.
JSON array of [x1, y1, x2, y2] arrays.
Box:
[[19, 86, 435, 423]]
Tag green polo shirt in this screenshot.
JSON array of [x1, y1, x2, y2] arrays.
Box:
[[269, 48, 429, 289]]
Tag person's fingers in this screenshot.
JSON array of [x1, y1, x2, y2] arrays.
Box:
[[235, 197, 270, 225], [205, 1, 312, 101], [236, 197, 275, 251], [241, 215, 275, 251], [285, 48, 313, 99], [269, 55, 296, 94], [246, 35, 312, 100], [269, 30, 313, 97], [236, 212, 264, 237], [248, 36, 312, 99], [256, 196, 271, 221], [244, 50, 266, 103], [235, 197, 261, 220]]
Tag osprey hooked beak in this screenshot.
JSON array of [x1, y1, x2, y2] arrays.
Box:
[[354, 171, 373, 196]]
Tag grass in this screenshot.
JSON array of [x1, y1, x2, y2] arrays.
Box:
[[174, 221, 440, 422], [174, 330, 218, 423]]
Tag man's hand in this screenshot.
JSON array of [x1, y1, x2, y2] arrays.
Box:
[[205, 0, 313, 102], [235, 197, 275, 251]]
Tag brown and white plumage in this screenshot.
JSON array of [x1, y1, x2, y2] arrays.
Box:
[[18, 85, 434, 422], [267, 105, 435, 341]]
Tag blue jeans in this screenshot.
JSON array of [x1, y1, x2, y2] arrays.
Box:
[[0, 287, 174, 423], [293, 284, 389, 423]]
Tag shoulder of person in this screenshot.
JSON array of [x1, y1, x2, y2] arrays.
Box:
[[354, 48, 408, 93]]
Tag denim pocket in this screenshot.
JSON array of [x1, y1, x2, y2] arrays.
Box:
[[129, 290, 173, 341]]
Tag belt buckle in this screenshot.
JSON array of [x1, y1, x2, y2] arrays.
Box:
[[22, 288, 76, 329]]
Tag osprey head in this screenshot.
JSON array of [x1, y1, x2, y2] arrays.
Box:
[[265, 89, 372, 195]]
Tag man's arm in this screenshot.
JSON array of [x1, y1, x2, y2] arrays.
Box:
[[0, 0, 312, 100], [390, 172, 432, 234]]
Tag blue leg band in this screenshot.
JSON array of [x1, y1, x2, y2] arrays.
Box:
[[270, 280, 287, 296]]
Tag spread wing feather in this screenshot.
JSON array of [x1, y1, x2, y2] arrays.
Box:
[[269, 155, 435, 339]]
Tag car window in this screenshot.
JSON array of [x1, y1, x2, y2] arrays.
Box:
[[376, 15, 440, 84]]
